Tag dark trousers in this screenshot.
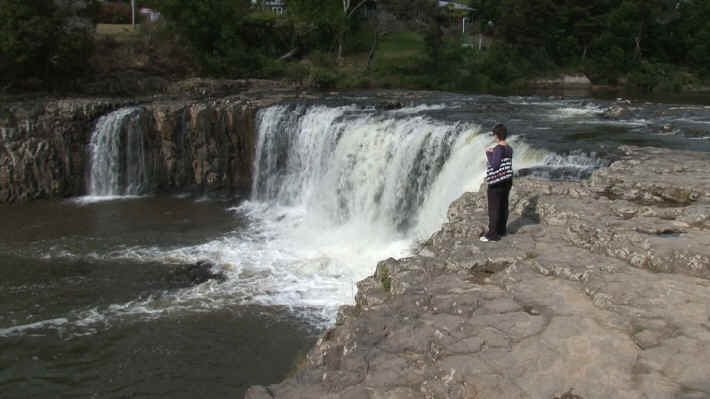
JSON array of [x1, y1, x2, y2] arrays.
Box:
[[486, 179, 512, 240]]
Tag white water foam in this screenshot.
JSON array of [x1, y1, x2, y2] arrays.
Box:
[[390, 103, 448, 114], [9, 104, 563, 336], [0, 318, 69, 338], [549, 105, 604, 119], [71, 195, 148, 205], [583, 119, 649, 127]]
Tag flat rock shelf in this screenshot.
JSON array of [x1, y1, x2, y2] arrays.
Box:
[[247, 146, 710, 399]]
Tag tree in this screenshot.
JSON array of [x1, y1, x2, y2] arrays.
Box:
[[365, 8, 397, 71], [287, 0, 343, 54], [677, 0, 710, 74], [498, 0, 559, 50], [0, 0, 97, 90], [336, 0, 370, 63], [154, 0, 264, 76]]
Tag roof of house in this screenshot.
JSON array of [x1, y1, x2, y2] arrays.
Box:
[[438, 1, 474, 11]]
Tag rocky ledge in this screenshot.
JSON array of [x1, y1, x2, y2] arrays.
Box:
[[247, 146, 710, 399], [0, 81, 295, 203]]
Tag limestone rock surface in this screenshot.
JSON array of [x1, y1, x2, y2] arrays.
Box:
[[247, 146, 710, 399]]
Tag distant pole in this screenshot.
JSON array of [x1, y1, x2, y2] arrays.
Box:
[[131, 0, 136, 26]]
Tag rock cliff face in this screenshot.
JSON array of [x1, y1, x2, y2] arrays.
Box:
[[139, 99, 259, 195], [247, 146, 710, 399], [0, 95, 270, 202], [0, 98, 133, 202]]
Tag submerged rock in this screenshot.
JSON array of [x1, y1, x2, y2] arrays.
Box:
[[378, 101, 404, 111], [247, 146, 710, 399], [168, 260, 227, 287]]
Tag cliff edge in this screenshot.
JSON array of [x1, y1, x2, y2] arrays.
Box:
[[247, 146, 710, 399]]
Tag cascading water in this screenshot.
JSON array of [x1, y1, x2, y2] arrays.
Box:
[[43, 101, 558, 330], [252, 104, 548, 240], [87, 107, 151, 198], [7, 95, 710, 399], [182, 103, 549, 321]]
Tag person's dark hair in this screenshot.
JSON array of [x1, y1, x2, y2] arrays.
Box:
[[493, 124, 507, 140]]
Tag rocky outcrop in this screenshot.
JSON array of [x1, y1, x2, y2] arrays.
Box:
[[246, 146, 710, 399], [144, 98, 260, 195], [531, 74, 592, 89], [0, 98, 135, 202], [167, 260, 227, 288], [0, 88, 290, 203]]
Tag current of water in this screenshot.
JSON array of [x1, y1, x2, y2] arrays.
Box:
[[2, 93, 710, 398]]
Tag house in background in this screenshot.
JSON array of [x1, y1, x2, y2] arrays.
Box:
[[252, 0, 286, 15], [252, 0, 376, 17], [139, 8, 161, 22], [264, 0, 285, 15], [438, 0, 473, 28]]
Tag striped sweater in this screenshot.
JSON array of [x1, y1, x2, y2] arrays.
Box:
[[486, 144, 513, 185]]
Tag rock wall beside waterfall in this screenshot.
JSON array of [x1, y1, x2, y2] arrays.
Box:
[[151, 100, 259, 195], [246, 146, 710, 399], [0, 96, 271, 203], [0, 99, 133, 202]]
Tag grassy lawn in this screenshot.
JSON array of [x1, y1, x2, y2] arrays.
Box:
[[376, 31, 426, 61], [369, 31, 430, 88], [96, 24, 140, 41]]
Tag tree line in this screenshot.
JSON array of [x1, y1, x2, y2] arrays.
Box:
[[0, 0, 99, 91], [483, 0, 710, 87], [2, 0, 709, 92]]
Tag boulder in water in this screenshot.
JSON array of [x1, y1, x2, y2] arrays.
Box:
[[378, 101, 403, 111], [168, 260, 227, 287], [601, 104, 631, 119]]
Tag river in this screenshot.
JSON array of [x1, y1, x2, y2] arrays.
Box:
[[1, 92, 710, 398]]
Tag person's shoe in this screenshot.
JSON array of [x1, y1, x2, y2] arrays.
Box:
[[479, 236, 490, 242]]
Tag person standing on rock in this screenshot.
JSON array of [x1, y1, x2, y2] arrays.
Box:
[[481, 123, 513, 242]]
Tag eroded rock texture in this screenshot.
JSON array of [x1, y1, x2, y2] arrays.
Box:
[[0, 96, 268, 202], [247, 146, 710, 399]]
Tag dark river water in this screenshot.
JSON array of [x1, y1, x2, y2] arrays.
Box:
[[2, 92, 710, 399], [0, 198, 319, 398]]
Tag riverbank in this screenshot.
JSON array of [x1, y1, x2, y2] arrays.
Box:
[[246, 145, 710, 399]]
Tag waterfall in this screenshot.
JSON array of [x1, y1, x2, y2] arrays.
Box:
[[252, 104, 548, 240], [87, 107, 151, 197], [61, 102, 552, 325]]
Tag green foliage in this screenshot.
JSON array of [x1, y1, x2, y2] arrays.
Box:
[[662, 72, 698, 93], [154, 0, 298, 77], [678, 1, 710, 76], [288, 0, 343, 41], [627, 61, 669, 92], [379, 266, 391, 292], [310, 67, 340, 90], [461, 41, 550, 90], [585, 44, 626, 84], [371, 32, 429, 85], [4, 0, 710, 92], [0, 0, 97, 90], [284, 63, 310, 85]]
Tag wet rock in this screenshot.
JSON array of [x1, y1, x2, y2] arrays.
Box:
[[378, 101, 404, 111], [0, 91, 290, 203], [601, 103, 633, 119], [168, 260, 227, 287]]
